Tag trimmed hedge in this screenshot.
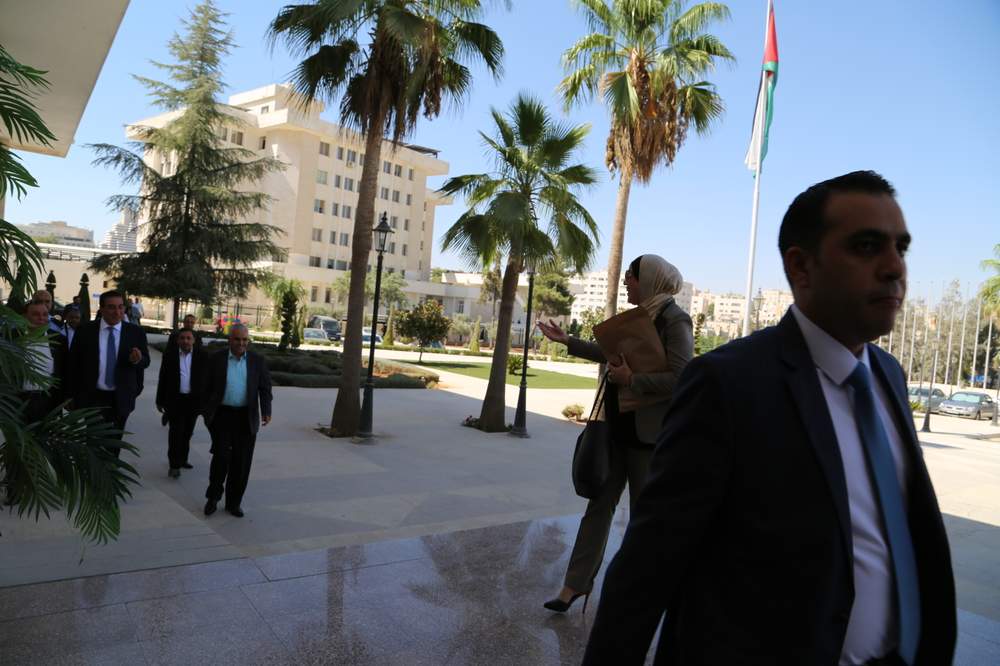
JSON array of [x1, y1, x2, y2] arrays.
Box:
[[270, 372, 427, 389]]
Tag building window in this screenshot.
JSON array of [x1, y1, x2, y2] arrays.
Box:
[[327, 258, 335, 269], [402, 244, 408, 256], [334, 174, 341, 188], [344, 178, 354, 191], [331, 202, 339, 216], [325, 288, 332, 303], [340, 232, 349, 246], [388, 242, 396, 254], [392, 190, 400, 203], [394, 164, 402, 177], [420, 241, 424, 251], [419, 260, 423, 270], [380, 187, 389, 200], [421, 220, 426, 231], [408, 168, 414, 181], [261, 105, 270, 114], [404, 218, 409, 231], [406, 194, 412, 206], [232, 131, 244, 146], [342, 206, 352, 219], [390, 216, 398, 229], [335, 260, 348, 270], [316, 170, 328, 185], [218, 127, 228, 141], [329, 231, 337, 244], [313, 199, 325, 214], [336, 146, 344, 160], [457, 300, 465, 314], [320, 141, 330, 156], [383, 160, 391, 174], [312, 228, 323, 242], [259, 136, 267, 150], [310, 286, 318, 301], [387, 267, 395, 274], [346, 149, 357, 164], [309, 257, 321, 268]]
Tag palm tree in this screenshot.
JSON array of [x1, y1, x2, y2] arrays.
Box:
[[1, 44, 139, 543], [560, 0, 734, 318], [980, 243, 1000, 389], [268, 0, 504, 436], [439, 94, 599, 432]]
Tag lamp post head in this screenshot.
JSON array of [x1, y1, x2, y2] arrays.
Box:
[[523, 254, 538, 276], [374, 212, 393, 254]]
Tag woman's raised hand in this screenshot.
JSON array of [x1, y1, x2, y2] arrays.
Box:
[[537, 319, 569, 345]]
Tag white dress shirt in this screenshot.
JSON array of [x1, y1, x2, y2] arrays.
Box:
[[97, 320, 122, 391], [64, 325, 75, 349], [790, 306, 912, 665], [178, 350, 192, 395]]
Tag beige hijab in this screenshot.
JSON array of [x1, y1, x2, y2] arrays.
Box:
[[635, 255, 683, 319]]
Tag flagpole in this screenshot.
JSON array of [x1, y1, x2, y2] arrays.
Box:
[[956, 295, 969, 389], [741, 93, 766, 338], [740, 1, 773, 338]]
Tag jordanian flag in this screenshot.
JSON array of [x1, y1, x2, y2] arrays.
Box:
[[745, 0, 779, 172]]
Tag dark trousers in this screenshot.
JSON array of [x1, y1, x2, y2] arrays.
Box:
[[206, 406, 255, 509], [20, 390, 55, 423], [88, 390, 128, 459], [166, 395, 199, 469]]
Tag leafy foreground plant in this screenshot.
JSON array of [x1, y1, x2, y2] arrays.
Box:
[[0, 45, 139, 543]]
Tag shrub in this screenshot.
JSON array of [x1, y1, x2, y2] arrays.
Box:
[[507, 355, 525, 375], [562, 403, 585, 421]]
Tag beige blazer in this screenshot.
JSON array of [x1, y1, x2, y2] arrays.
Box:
[[567, 299, 694, 443]]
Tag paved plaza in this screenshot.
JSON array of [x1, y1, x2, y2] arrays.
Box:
[[0, 347, 999, 663]]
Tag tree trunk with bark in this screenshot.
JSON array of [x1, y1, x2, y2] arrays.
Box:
[[478, 258, 521, 432], [604, 172, 632, 319], [330, 115, 386, 436]]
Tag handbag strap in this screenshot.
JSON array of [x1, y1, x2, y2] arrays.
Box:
[[588, 372, 609, 421]]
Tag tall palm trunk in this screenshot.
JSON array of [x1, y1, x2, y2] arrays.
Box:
[[604, 171, 632, 319], [479, 258, 521, 431], [330, 113, 386, 435]]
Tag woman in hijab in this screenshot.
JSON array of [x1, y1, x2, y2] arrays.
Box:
[[537, 254, 694, 613]]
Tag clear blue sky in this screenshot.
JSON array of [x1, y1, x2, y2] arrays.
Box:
[[7, 0, 999, 301]]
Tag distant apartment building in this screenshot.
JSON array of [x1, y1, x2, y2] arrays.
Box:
[[127, 84, 449, 313], [714, 294, 748, 323], [568, 270, 630, 322], [756, 288, 795, 326], [99, 210, 138, 252], [16, 220, 93, 247]]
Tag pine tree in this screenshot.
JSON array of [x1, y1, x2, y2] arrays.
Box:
[[90, 0, 285, 324]]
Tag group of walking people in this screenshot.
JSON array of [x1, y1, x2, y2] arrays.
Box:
[[538, 171, 955, 666], [12, 292, 272, 518]]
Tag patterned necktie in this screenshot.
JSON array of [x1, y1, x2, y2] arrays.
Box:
[[105, 327, 117, 390], [845, 362, 920, 664]]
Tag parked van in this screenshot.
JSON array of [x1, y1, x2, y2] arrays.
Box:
[[307, 315, 342, 341]]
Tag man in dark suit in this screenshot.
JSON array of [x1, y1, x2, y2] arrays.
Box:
[[68, 290, 150, 456], [202, 324, 272, 518], [166, 314, 203, 352], [583, 171, 955, 666], [156, 328, 205, 478]]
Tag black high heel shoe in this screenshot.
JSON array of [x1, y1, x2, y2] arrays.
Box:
[[543, 591, 590, 614]]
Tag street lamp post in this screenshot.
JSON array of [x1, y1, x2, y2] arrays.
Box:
[[358, 213, 393, 440], [510, 256, 537, 438]]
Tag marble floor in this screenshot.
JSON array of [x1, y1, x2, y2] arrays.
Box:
[[2, 514, 999, 665], [0, 516, 621, 665]]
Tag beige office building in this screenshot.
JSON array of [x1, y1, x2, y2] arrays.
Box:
[[128, 83, 451, 314]]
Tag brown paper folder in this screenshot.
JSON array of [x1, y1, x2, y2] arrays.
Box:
[[592, 307, 667, 412]]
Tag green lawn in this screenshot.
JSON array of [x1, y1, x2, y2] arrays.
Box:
[[420, 361, 596, 389]]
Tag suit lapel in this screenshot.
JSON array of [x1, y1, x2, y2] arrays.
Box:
[[867, 347, 920, 450], [778, 314, 853, 564]]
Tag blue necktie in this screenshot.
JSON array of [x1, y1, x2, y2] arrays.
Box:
[[105, 327, 117, 390], [846, 363, 920, 664]]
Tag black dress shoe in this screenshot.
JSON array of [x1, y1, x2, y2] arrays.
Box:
[[168, 468, 180, 478], [226, 506, 244, 518], [181, 463, 194, 469], [204, 499, 217, 516]]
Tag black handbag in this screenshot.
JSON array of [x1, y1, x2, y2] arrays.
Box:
[[572, 373, 612, 499]]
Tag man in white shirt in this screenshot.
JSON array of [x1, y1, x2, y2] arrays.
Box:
[[61, 305, 81, 349], [584, 171, 955, 666], [156, 328, 205, 478], [67, 290, 150, 458]]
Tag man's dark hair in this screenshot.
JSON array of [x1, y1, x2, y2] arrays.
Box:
[[778, 170, 896, 256], [99, 290, 124, 307]]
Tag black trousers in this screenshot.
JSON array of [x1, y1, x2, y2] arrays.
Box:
[[88, 390, 128, 459], [206, 406, 255, 509], [167, 395, 199, 469]]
